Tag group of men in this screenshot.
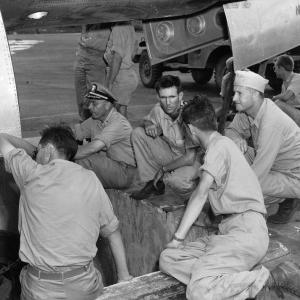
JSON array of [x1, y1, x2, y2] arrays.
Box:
[[1, 53, 300, 299]]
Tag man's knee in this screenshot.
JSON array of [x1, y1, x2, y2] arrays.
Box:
[[187, 278, 214, 300], [159, 248, 177, 274]]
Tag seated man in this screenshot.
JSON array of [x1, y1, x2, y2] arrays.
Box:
[[272, 54, 300, 126], [225, 70, 300, 224], [0, 125, 132, 300], [159, 96, 300, 300], [131, 75, 199, 200], [74, 84, 136, 189]]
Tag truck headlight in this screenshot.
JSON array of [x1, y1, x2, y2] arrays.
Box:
[[155, 21, 174, 44], [186, 15, 206, 36]]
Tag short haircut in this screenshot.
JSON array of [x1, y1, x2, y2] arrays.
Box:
[[39, 125, 78, 161], [182, 95, 217, 131], [155, 75, 182, 94], [276, 55, 294, 72]]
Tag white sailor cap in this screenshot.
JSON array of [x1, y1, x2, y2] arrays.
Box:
[[234, 70, 269, 93]]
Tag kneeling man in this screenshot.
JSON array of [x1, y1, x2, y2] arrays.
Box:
[[160, 96, 300, 300]]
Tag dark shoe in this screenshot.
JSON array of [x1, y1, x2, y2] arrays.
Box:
[[266, 261, 300, 298], [268, 198, 299, 224], [130, 180, 165, 200]]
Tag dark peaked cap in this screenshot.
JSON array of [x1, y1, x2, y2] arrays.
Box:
[[85, 83, 118, 103]]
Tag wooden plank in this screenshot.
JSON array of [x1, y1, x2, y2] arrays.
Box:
[[97, 271, 185, 300]]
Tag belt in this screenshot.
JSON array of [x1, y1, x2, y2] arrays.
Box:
[[27, 262, 91, 281]]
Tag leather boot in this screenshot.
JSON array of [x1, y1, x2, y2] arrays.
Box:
[[265, 261, 300, 298], [267, 198, 299, 224], [130, 180, 165, 200]]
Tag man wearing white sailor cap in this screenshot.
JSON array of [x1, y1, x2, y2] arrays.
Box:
[[226, 70, 300, 224]]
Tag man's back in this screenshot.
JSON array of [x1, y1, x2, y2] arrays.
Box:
[[6, 148, 117, 270]]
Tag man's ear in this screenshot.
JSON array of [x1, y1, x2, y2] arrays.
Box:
[[179, 91, 184, 102], [45, 144, 55, 163]]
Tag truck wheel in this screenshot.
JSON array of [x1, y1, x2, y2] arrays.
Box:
[[191, 68, 213, 85], [265, 64, 282, 93], [214, 53, 231, 90], [139, 50, 163, 88]]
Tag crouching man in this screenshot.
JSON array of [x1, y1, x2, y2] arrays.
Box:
[[74, 84, 136, 189], [131, 75, 199, 200], [0, 125, 131, 300], [226, 70, 300, 224], [159, 96, 300, 300]]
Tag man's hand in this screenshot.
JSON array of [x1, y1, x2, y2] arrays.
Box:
[[166, 239, 183, 249], [117, 274, 134, 283], [234, 138, 248, 154], [145, 124, 159, 138], [153, 167, 164, 189]]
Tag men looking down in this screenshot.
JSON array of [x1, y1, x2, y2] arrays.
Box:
[[74, 84, 136, 189], [0, 125, 131, 300], [226, 70, 300, 223]]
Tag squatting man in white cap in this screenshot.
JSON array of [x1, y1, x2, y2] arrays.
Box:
[[159, 96, 300, 300], [225, 70, 300, 224]]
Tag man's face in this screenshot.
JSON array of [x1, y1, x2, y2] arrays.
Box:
[[157, 87, 183, 117], [232, 85, 255, 112], [88, 99, 109, 120]]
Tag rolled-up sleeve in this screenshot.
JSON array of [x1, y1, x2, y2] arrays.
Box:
[[98, 189, 119, 237], [199, 146, 228, 188], [4, 148, 37, 188], [143, 104, 161, 126]]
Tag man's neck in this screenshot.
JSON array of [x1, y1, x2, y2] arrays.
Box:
[[245, 98, 264, 119], [283, 71, 293, 82]]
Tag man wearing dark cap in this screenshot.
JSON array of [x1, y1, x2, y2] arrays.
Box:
[[74, 84, 136, 189]]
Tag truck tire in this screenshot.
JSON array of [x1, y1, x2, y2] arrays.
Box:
[[191, 68, 213, 85], [265, 64, 282, 93], [139, 50, 163, 88], [214, 53, 231, 90]]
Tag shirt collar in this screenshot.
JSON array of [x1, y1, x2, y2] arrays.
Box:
[[163, 108, 182, 124], [249, 99, 267, 128]]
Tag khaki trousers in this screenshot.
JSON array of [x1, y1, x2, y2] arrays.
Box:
[[76, 152, 135, 189], [245, 147, 300, 205], [160, 211, 270, 300], [20, 262, 103, 300]]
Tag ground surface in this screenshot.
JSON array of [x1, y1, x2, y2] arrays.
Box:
[[7, 33, 300, 299]]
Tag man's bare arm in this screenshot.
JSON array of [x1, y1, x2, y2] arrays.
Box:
[[107, 229, 132, 282], [105, 51, 122, 90], [0, 133, 36, 156], [273, 90, 294, 102], [166, 172, 213, 248], [74, 140, 106, 160]]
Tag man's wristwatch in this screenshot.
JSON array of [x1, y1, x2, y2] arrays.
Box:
[[172, 233, 184, 242]]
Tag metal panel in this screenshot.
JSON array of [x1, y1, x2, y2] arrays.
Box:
[[224, 0, 300, 70], [0, 10, 21, 137]]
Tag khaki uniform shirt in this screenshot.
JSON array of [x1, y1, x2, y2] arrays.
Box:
[[144, 103, 185, 155], [104, 24, 136, 69], [226, 99, 300, 183], [75, 108, 136, 167], [200, 132, 266, 215], [4, 148, 119, 270], [281, 72, 300, 107]]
